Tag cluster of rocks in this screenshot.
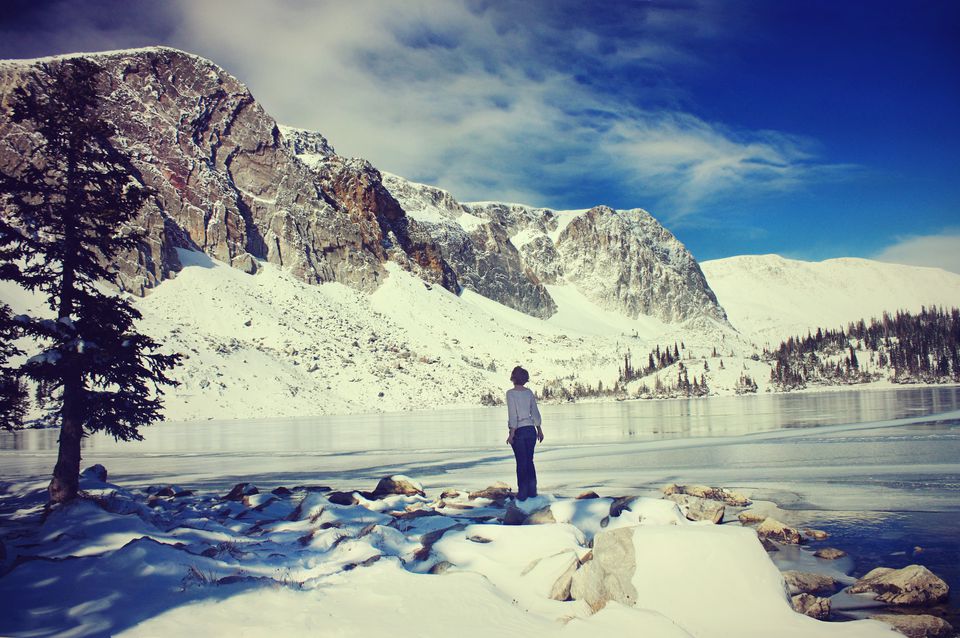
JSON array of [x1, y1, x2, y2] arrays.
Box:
[[40, 468, 950, 638]]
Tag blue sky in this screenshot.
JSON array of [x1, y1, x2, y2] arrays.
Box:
[[2, 0, 958, 270]]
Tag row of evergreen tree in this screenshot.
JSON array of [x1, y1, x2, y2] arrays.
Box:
[[0, 60, 180, 503], [766, 306, 960, 390]]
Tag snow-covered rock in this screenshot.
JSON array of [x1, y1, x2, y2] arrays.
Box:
[[848, 565, 950, 605]]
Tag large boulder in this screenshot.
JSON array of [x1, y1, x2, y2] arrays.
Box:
[[872, 614, 953, 638], [848, 565, 949, 605], [468, 482, 513, 505], [756, 517, 802, 545], [371, 475, 425, 498], [662, 484, 750, 507], [523, 506, 557, 526], [791, 593, 831, 620], [223, 482, 258, 501], [80, 464, 108, 483], [664, 493, 724, 524], [569, 527, 638, 612], [783, 571, 840, 596]]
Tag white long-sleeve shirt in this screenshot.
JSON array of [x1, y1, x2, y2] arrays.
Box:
[[506, 387, 542, 430]]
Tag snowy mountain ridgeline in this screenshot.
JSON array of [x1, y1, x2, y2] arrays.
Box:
[[2, 46, 960, 420]]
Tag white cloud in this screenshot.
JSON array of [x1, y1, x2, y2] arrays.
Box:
[[165, 0, 840, 220], [873, 232, 960, 274]]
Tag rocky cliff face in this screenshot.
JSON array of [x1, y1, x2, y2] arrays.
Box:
[[554, 206, 725, 323], [0, 46, 723, 325], [386, 175, 726, 324], [381, 174, 557, 319], [0, 47, 456, 296]]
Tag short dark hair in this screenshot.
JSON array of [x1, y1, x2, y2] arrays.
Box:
[[510, 366, 529, 385]]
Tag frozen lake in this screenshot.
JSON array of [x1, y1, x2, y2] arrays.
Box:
[[3, 385, 960, 619]]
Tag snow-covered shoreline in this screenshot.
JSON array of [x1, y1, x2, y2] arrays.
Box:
[[3, 469, 948, 637]]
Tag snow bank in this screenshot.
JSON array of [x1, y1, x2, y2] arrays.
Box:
[[0, 475, 898, 638]]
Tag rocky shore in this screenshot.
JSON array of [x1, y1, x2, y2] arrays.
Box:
[[0, 466, 952, 637]]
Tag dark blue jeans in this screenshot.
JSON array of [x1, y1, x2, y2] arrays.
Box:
[[511, 426, 538, 500]]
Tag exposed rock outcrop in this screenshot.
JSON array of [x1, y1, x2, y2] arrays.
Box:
[[872, 614, 953, 638], [569, 527, 638, 612], [783, 570, 840, 596], [662, 484, 750, 507], [756, 517, 802, 545], [0, 48, 457, 299], [663, 493, 724, 524], [792, 593, 831, 619], [848, 565, 949, 606]]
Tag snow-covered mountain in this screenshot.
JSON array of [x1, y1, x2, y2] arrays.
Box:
[[2, 46, 959, 420], [702, 255, 960, 346], [380, 174, 726, 324], [0, 46, 726, 327]]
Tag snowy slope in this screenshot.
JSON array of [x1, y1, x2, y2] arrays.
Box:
[[702, 255, 960, 346], [125, 250, 744, 420]]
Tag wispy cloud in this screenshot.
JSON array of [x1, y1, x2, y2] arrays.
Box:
[[163, 0, 848, 219], [873, 230, 960, 274], [2, 0, 847, 221]]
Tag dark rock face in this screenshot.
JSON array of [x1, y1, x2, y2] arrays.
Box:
[[1, 46, 727, 324], [381, 174, 557, 319], [386, 174, 728, 323], [554, 207, 726, 323], [0, 47, 457, 297]]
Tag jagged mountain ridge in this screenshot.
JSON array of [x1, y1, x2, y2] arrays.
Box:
[[0, 47, 456, 298], [380, 174, 727, 324], [0, 46, 727, 325]]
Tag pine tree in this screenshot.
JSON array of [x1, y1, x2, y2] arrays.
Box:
[[0, 58, 181, 502], [0, 304, 28, 427]]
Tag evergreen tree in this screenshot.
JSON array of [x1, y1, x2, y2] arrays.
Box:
[[0, 304, 28, 427], [0, 59, 181, 503]]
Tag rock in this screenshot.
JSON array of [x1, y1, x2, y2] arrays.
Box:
[[326, 491, 358, 506], [803, 528, 830, 540], [872, 614, 953, 638], [80, 464, 108, 483], [791, 593, 831, 620], [609, 496, 635, 518], [372, 475, 425, 498], [737, 510, 767, 525], [783, 571, 841, 596], [664, 493, 724, 524], [576, 491, 600, 500], [439, 489, 461, 499], [271, 486, 292, 496], [814, 547, 847, 560], [224, 483, 258, 501], [570, 527, 638, 612], [502, 505, 526, 526], [467, 534, 492, 544], [662, 483, 750, 507], [756, 517, 802, 544], [293, 485, 332, 493], [231, 252, 259, 275], [848, 565, 949, 605], [523, 506, 557, 525], [468, 482, 513, 504], [153, 486, 177, 497], [429, 561, 453, 575], [549, 553, 581, 602]]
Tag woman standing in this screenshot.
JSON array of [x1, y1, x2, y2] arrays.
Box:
[[506, 366, 544, 501]]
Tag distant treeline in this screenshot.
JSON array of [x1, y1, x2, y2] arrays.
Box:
[[766, 306, 960, 390]]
